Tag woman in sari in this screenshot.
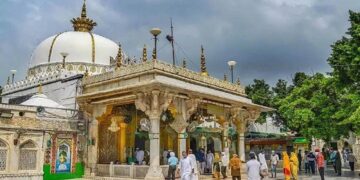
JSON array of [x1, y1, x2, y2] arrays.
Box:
[[282, 151, 291, 180], [290, 152, 299, 180]]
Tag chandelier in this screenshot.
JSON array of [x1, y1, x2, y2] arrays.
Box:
[[108, 116, 121, 132]]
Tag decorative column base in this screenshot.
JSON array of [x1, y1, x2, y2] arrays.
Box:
[[145, 164, 165, 180]]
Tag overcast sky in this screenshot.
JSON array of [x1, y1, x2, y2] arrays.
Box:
[[0, 0, 359, 87]]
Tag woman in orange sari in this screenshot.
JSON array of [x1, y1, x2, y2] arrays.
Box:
[[282, 151, 291, 180]]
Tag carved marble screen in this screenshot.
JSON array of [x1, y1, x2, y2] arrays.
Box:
[[19, 141, 37, 170], [98, 120, 118, 163], [0, 140, 7, 171]]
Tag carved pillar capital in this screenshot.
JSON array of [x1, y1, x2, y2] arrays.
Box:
[[231, 107, 261, 133], [247, 108, 261, 122], [185, 97, 201, 120], [135, 90, 174, 118]]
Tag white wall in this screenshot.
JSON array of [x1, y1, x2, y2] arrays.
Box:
[[2, 76, 81, 109]]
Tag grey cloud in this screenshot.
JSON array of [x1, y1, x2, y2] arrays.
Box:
[[0, 0, 359, 87]]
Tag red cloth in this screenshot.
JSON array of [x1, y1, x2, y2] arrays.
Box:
[[283, 168, 291, 175], [316, 153, 325, 168]]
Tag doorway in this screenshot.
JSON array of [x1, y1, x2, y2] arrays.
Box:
[[207, 137, 214, 153]]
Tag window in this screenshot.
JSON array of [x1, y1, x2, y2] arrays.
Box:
[[19, 141, 37, 170], [0, 140, 7, 171]]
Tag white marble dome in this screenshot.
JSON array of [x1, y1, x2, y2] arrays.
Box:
[[30, 31, 118, 68]]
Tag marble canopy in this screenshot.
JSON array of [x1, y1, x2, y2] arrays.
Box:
[[77, 60, 273, 179]]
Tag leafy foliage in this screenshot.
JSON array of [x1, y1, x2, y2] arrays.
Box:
[[244, 11, 360, 138], [328, 10, 360, 90], [278, 74, 351, 140], [245, 79, 273, 123]]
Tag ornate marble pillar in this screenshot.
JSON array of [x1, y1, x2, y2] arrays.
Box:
[[147, 114, 162, 179], [178, 129, 187, 156], [88, 105, 106, 176], [169, 98, 200, 157], [135, 90, 174, 180], [232, 107, 260, 161], [238, 133, 246, 161], [222, 121, 229, 149]]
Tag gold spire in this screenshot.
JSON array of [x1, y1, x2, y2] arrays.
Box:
[[224, 74, 227, 81], [182, 58, 187, 68], [142, 44, 147, 62], [200, 45, 208, 76], [38, 83, 43, 94], [71, 0, 97, 32], [116, 43, 123, 69], [236, 77, 241, 85], [81, 0, 87, 18]]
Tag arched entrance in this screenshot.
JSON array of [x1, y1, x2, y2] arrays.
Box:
[[190, 137, 197, 153], [207, 137, 214, 153]]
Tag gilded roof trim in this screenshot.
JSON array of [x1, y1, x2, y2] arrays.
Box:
[[48, 32, 63, 62], [89, 32, 95, 63]]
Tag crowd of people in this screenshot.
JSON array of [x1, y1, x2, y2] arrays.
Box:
[[162, 148, 242, 180], [245, 147, 327, 180], [132, 146, 357, 180]]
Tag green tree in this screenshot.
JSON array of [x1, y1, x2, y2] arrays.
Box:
[[272, 79, 290, 99], [327, 10, 360, 134], [278, 74, 350, 141], [245, 79, 273, 123], [328, 10, 360, 90], [292, 72, 309, 88], [272, 79, 292, 126]]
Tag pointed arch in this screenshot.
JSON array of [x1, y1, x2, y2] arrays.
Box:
[[20, 139, 37, 148], [19, 139, 38, 170]]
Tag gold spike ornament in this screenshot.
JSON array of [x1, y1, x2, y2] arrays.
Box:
[[143, 44, 147, 62], [200, 45, 208, 76], [71, 0, 97, 32]]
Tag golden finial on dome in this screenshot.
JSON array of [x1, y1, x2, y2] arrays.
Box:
[[71, 0, 97, 32], [200, 45, 208, 76], [116, 43, 123, 69], [142, 44, 147, 62], [182, 58, 187, 68], [81, 0, 87, 18]]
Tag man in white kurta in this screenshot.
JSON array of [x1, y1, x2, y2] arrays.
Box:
[[178, 151, 193, 180], [206, 150, 214, 173], [188, 149, 199, 180], [135, 148, 144, 165]]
